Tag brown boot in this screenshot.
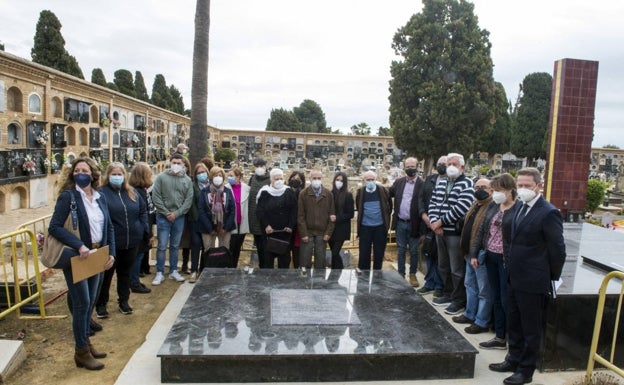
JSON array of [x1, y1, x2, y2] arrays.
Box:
[[87, 338, 107, 359], [74, 346, 104, 370], [409, 274, 420, 287]]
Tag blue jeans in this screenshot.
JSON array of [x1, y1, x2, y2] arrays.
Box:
[[63, 268, 101, 349], [395, 219, 419, 276], [485, 250, 508, 339], [464, 250, 492, 327], [156, 214, 186, 274], [358, 225, 387, 270], [422, 233, 443, 290]]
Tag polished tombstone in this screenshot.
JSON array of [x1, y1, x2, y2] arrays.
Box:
[[158, 269, 477, 383], [540, 222, 624, 371]]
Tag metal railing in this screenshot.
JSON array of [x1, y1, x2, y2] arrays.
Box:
[[0, 228, 64, 320], [584, 270, 624, 384]]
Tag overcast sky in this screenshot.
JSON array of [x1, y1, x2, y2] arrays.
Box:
[[1, 0, 622, 147]]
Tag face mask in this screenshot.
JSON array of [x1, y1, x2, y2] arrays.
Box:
[[227, 176, 236, 185], [255, 167, 266, 176], [289, 179, 301, 189], [405, 168, 417, 177], [109, 175, 124, 187], [366, 181, 376, 190], [335, 181, 343, 190], [311, 180, 322, 189], [446, 165, 460, 179], [474, 189, 490, 201], [74, 173, 92, 188], [492, 191, 506, 204], [212, 176, 223, 186], [171, 164, 184, 174], [437, 165, 446, 175], [196, 172, 208, 183], [273, 180, 284, 189], [517, 187, 537, 203]]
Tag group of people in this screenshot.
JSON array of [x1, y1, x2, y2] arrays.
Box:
[[416, 153, 566, 385], [50, 146, 566, 383]]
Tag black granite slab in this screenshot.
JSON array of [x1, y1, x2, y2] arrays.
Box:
[[540, 223, 624, 371], [158, 268, 477, 383]]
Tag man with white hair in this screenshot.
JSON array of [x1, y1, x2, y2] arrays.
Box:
[[355, 170, 393, 270], [428, 152, 474, 315], [297, 169, 335, 269]]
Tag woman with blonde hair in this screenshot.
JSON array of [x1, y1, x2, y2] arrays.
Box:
[[198, 166, 236, 253], [95, 162, 149, 317], [48, 157, 115, 370], [128, 162, 155, 292]]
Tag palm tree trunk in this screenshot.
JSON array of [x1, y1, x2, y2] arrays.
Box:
[[189, 0, 211, 167]]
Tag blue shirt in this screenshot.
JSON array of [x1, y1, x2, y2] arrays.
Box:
[[362, 190, 383, 226]]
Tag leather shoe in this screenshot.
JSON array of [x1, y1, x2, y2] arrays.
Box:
[[503, 372, 532, 384], [489, 361, 517, 373]]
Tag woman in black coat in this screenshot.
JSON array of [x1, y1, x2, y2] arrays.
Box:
[[328, 172, 354, 269]]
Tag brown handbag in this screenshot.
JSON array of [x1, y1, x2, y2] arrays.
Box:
[[41, 195, 79, 269]]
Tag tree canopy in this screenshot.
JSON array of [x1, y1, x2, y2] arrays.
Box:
[[479, 81, 512, 155], [114, 69, 136, 98], [134, 71, 149, 102], [91, 68, 107, 87], [388, 0, 499, 169], [586, 179, 607, 213], [377, 126, 393, 136], [266, 99, 328, 133], [266, 108, 301, 131], [350, 122, 371, 136], [293, 99, 328, 133], [511, 72, 552, 161], [31, 10, 84, 79]]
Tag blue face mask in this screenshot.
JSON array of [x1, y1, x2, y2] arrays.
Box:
[[74, 173, 92, 188], [196, 172, 208, 183], [366, 181, 376, 190], [109, 175, 124, 187], [227, 176, 236, 185]]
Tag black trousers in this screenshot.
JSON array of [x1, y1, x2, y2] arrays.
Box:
[[506, 284, 548, 377], [254, 234, 267, 268], [328, 237, 346, 269], [229, 233, 246, 268], [96, 247, 137, 305]]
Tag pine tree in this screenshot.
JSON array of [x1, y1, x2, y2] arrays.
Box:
[[31, 10, 84, 79], [134, 71, 149, 101], [91, 68, 107, 86], [113, 69, 136, 98]]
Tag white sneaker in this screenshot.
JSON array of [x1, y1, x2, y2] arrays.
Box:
[[169, 270, 185, 282], [152, 272, 165, 285], [189, 272, 197, 283]]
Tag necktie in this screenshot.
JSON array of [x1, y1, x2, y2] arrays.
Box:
[[517, 203, 530, 224]]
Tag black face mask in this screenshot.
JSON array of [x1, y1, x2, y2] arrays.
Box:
[[474, 189, 490, 201], [436, 165, 446, 175], [289, 179, 301, 189], [405, 168, 417, 177]]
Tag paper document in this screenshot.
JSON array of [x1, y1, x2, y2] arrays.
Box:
[[70, 245, 110, 283]]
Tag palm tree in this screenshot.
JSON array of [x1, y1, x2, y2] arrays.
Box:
[[189, 0, 211, 167]]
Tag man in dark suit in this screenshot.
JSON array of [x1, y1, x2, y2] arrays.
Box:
[[489, 167, 566, 385], [390, 157, 425, 286]]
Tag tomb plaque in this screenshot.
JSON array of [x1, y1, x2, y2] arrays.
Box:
[[270, 289, 360, 325]]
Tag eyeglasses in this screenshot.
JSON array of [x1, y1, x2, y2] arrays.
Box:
[[474, 185, 489, 190]]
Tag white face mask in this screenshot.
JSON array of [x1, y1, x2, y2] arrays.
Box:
[[255, 167, 266, 176], [517, 187, 537, 203], [335, 181, 343, 190], [311, 180, 322, 189], [446, 165, 460, 179], [273, 180, 284, 189], [212, 176, 223, 186], [492, 191, 506, 204], [170, 164, 184, 174]]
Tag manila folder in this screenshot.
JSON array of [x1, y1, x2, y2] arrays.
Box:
[[71, 245, 109, 283]]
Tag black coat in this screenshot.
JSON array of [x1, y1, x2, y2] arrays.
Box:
[[256, 188, 298, 234], [330, 190, 354, 242]]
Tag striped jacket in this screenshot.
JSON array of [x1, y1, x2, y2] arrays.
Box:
[[427, 174, 474, 233]]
